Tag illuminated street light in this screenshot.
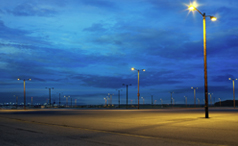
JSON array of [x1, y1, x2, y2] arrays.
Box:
[[187, 3, 217, 118], [108, 93, 114, 106], [18, 78, 31, 110], [131, 67, 145, 109], [141, 97, 145, 105], [197, 98, 200, 106], [218, 98, 221, 107], [104, 97, 107, 106], [169, 92, 174, 106], [64, 95, 70, 107], [229, 78, 237, 108], [191, 87, 198, 107], [208, 93, 213, 106]]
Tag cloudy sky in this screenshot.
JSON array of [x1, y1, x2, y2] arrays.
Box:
[[0, 0, 237, 106]]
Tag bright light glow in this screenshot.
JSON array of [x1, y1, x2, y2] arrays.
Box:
[[131, 68, 135, 71], [187, 1, 199, 11], [17, 78, 20, 80], [142, 69, 145, 71], [229, 78, 231, 80], [188, 5, 195, 11], [29, 79, 31, 81], [210, 16, 217, 21]]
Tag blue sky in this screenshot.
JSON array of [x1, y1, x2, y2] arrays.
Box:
[[0, 0, 238, 106]]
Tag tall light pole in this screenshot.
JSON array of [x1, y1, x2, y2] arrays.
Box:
[[108, 93, 114, 106], [131, 68, 145, 109], [169, 92, 174, 106], [208, 93, 213, 106], [188, 2, 217, 118], [197, 98, 200, 106], [122, 84, 131, 109], [218, 98, 221, 107], [64, 95, 70, 107], [229, 78, 237, 108], [46, 87, 54, 106], [160, 98, 163, 108], [191, 87, 198, 107], [116, 89, 122, 108], [18, 78, 31, 110], [184, 96, 187, 107], [14, 95, 18, 109]]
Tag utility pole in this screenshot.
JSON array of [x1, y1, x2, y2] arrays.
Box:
[[169, 92, 174, 106], [116, 89, 122, 108], [46, 87, 54, 106], [123, 84, 131, 109]]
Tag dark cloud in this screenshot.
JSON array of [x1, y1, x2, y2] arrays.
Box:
[[83, 23, 106, 32], [211, 74, 236, 83], [80, 0, 118, 10], [6, 2, 58, 17]]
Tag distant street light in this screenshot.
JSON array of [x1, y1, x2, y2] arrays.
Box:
[[169, 92, 174, 106], [45, 87, 54, 106], [187, 2, 217, 118], [18, 78, 31, 110], [116, 89, 122, 108], [208, 93, 213, 106], [184, 96, 187, 107], [104, 97, 107, 106], [160, 98, 163, 107], [141, 97, 145, 105], [229, 78, 237, 108], [197, 98, 200, 106], [131, 67, 145, 109], [64, 95, 70, 107], [14, 95, 18, 109], [218, 98, 221, 107], [108, 93, 114, 106], [191, 87, 198, 107]]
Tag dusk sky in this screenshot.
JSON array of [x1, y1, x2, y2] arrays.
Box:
[[0, 0, 238, 105]]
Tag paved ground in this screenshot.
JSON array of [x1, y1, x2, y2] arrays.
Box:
[[0, 108, 237, 146]]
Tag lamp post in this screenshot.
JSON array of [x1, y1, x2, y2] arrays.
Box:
[[131, 68, 145, 109], [160, 98, 163, 108], [116, 89, 122, 108], [218, 98, 221, 107], [208, 93, 213, 106], [169, 92, 174, 106], [45, 87, 54, 106], [141, 97, 144, 105], [184, 96, 187, 107], [18, 78, 31, 110], [229, 78, 237, 108], [188, 3, 217, 118], [191, 87, 198, 107], [108, 93, 114, 106], [197, 98, 200, 106], [64, 95, 70, 107], [104, 97, 107, 106], [14, 95, 18, 109], [123, 84, 131, 109]]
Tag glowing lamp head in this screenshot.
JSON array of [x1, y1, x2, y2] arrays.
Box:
[[210, 16, 217, 21], [142, 69, 145, 71], [131, 68, 135, 71], [188, 5, 195, 11], [29, 79, 31, 81], [17, 78, 20, 80], [229, 78, 231, 80]]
